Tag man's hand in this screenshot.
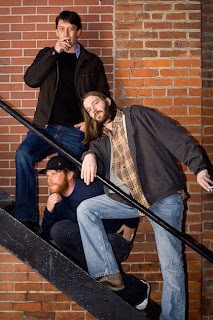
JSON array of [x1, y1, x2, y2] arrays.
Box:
[[47, 193, 62, 212], [117, 224, 135, 242], [54, 37, 71, 53], [197, 169, 213, 192], [81, 153, 97, 185], [74, 121, 85, 132]]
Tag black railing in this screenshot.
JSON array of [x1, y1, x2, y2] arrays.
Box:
[[0, 98, 213, 264]]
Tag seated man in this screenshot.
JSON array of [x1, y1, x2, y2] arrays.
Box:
[[40, 156, 150, 311]]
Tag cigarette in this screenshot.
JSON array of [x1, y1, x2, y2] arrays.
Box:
[[208, 186, 213, 189]]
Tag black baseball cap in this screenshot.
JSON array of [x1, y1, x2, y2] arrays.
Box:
[[39, 156, 76, 174]]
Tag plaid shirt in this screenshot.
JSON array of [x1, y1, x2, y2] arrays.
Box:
[[106, 110, 149, 212]]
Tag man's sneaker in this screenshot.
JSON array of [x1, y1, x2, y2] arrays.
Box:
[[98, 274, 125, 291], [135, 280, 150, 311]]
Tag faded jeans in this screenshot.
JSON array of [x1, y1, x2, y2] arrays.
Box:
[[49, 219, 149, 307], [77, 193, 185, 320]]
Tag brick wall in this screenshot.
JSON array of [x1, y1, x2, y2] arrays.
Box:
[[0, 1, 212, 319], [201, 0, 213, 319]]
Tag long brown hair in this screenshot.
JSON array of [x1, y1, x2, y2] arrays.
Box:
[[82, 91, 117, 143]]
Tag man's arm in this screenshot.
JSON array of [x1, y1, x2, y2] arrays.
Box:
[[81, 135, 108, 185], [42, 193, 62, 239], [131, 106, 213, 190], [24, 47, 59, 88]]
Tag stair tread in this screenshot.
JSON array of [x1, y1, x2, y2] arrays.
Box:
[[0, 189, 15, 209]]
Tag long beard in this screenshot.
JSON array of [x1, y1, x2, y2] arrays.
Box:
[[49, 176, 69, 195]]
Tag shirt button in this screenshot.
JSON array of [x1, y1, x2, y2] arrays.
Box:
[[52, 51, 56, 55]]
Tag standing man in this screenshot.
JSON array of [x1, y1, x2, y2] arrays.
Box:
[[77, 91, 213, 320], [40, 155, 150, 311], [14, 11, 110, 232]]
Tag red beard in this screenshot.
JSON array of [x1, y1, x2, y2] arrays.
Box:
[[49, 175, 69, 195]]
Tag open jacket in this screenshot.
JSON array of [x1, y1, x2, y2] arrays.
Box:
[[24, 43, 110, 128], [89, 106, 208, 207]]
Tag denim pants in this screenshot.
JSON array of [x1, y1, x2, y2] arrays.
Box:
[[77, 193, 185, 320], [14, 125, 88, 222], [50, 219, 132, 271], [50, 219, 149, 307]]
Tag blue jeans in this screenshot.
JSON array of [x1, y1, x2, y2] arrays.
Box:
[[50, 219, 149, 307], [50, 219, 132, 271], [77, 193, 185, 320], [14, 125, 88, 222]]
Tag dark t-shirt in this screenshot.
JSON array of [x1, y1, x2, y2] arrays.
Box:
[[49, 52, 83, 126]]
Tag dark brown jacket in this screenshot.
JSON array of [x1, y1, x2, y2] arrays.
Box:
[[87, 106, 208, 206], [24, 43, 110, 128]]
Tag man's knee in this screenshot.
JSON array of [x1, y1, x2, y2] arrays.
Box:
[[50, 220, 69, 241], [15, 139, 34, 165], [77, 199, 93, 221], [50, 220, 79, 241], [16, 142, 28, 159], [50, 222, 63, 242]]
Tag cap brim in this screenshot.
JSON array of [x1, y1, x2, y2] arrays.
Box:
[[38, 169, 46, 174]]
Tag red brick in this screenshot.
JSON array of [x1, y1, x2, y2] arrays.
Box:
[[144, 98, 172, 107], [174, 78, 202, 87], [14, 302, 41, 311], [144, 78, 173, 87], [144, 59, 172, 67], [43, 302, 70, 311], [15, 283, 43, 291], [0, 312, 23, 320], [131, 69, 158, 78], [115, 4, 142, 13], [12, 7, 36, 14], [55, 311, 85, 320]]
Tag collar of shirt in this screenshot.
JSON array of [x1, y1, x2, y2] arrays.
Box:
[[112, 109, 123, 128], [75, 42, 80, 58], [104, 109, 123, 137], [63, 180, 77, 198], [67, 42, 80, 58]]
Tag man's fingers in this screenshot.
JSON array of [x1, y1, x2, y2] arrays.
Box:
[[55, 39, 71, 53], [81, 154, 97, 185], [123, 233, 134, 241], [197, 169, 213, 192]]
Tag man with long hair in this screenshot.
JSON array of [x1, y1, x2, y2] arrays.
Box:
[[77, 91, 213, 320]]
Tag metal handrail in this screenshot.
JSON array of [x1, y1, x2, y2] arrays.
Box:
[[0, 98, 213, 263]]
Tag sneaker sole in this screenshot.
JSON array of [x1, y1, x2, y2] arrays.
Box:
[[135, 280, 151, 311]]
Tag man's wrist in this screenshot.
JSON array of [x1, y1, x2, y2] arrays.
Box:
[[81, 150, 95, 160]]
